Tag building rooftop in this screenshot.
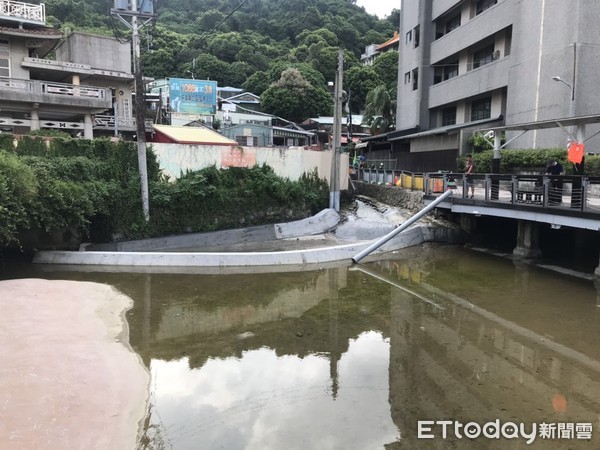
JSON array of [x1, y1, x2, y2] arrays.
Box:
[[153, 124, 237, 145]]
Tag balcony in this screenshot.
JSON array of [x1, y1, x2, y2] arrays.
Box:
[[0, 0, 45, 25], [0, 77, 111, 109], [430, 0, 512, 64], [94, 114, 154, 133], [428, 56, 510, 108]]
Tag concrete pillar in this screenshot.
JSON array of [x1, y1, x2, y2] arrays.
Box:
[[83, 114, 93, 139], [594, 239, 600, 281], [72, 75, 80, 96], [513, 259, 531, 288], [30, 104, 40, 131], [513, 220, 541, 259], [460, 214, 477, 234], [594, 279, 600, 307]]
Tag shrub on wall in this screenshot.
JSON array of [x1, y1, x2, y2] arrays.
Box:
[[0, 150, 37, 244], [134, 165, 329, 238], [457, 148, 600, 175], [0, 134, 330, 247]]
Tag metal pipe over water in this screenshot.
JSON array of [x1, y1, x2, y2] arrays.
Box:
[[351, 189, 453, 263]]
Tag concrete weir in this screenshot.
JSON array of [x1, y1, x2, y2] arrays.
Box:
[[33, 207, 461, 268]]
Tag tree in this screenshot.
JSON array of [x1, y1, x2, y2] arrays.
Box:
[[372, 51, 399, 95], [242, 71, 271, 96], [190, 53, 230, 84], [206, 32, 245, 63], [195, 10, 227, 32], [345, 65, 383, 113], [295, 28, 339, 47], [362, 85, 395, 135], [261, 68, 331, 122]]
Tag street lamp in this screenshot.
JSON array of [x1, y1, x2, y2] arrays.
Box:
[[552, 76, 574, 101]]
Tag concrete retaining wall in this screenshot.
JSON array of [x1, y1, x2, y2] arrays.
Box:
[[353, 182, 424, 212], [152, 143, 349, 189], [86, 209, 341, 252]]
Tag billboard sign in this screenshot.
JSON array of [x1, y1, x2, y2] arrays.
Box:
[[168, 78, 218, 115]]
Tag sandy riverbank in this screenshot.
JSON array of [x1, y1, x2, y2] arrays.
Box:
[[0, 279, 149, 449]]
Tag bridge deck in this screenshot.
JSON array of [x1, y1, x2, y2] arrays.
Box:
[[358, 170, 600, 230]]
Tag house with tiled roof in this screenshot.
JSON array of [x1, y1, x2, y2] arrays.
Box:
[[0, 1, 140, 138], [360, 31, 400, 65]]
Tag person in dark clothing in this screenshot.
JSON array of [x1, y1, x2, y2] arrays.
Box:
[[546, 160, 564, 205], [465, 154, 475, 198]]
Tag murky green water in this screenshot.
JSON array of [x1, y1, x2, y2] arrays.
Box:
[[4, 244, 600, 449]]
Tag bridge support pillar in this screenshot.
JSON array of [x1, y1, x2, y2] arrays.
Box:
[[513, 220, 541, 259], [595, 279, 600, 307], [594, 255, 600, 282], [460, 214, 477, 234]]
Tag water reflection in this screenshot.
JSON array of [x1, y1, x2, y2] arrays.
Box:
[[5, 245, 600, 449], [145, 333, 397, 450]]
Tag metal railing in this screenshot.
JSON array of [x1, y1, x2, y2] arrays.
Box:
[[94, 114, 154, 131], [357, 168, 600, 213], [0, 77, 108, 100], [0, 0, 45, 22]]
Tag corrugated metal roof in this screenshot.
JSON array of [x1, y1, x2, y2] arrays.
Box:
[[153, 124, 237, 145]]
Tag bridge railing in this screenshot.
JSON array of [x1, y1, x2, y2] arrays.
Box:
[[358, 168, 600, 214]]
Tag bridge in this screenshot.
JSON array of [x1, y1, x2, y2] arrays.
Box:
[[356, 169, 600, 276], [357, 169, 600, 227]]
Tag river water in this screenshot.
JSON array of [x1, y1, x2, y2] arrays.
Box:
[[3, 244, 600, 449]]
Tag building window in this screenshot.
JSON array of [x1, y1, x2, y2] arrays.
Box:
[[413, 25, 420, 48], [236, 135, 258, 146], [433, 61, 458, 84], [472, 44, 495, 69], [444, 62, 459, 80], [442, 107, 457, 126], [0, 39, 10, 78], [412, 68, 419, 91], [123, 98, 131, 118], [476, 0, 498, 15], [405, 30, 412, 44], [436, 13, 461, 39], [404, 72, 411, 84], [471, 97, 491, 121], [446, 14, 461, 33]]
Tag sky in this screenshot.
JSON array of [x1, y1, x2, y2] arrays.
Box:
[[355, 0, 399, 19]]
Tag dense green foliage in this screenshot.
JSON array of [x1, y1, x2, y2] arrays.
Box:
[[0, 136, 328, 247], [458, 148, 600, 176], [146, 165, 329, 236], [0, 137, 157, 246], [362, 85, 396, 134], [44, 0, 399, 122]]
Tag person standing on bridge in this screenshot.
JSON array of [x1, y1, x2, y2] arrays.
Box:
[[465, 154, 475, 198], [546, 159, 564, 205]]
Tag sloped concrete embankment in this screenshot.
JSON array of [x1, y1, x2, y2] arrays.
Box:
[[33, 196, 464, 267]]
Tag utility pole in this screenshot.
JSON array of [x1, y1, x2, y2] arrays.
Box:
[[330, 49, 344, 212], [112, 0, 155, 221]]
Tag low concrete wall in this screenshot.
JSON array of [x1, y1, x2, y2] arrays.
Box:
[[151, 143, 349, 189], [353, 182, 424, 212], [86, 209, 341, 252], [33, 224, 461, 268]]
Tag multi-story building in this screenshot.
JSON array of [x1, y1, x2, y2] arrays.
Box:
[[394, 0, 600, 171], [360, 31, 400, 66], [0, 1, 139, 138]]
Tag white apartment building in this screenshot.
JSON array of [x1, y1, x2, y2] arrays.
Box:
[[393, 0, 600, 170]]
